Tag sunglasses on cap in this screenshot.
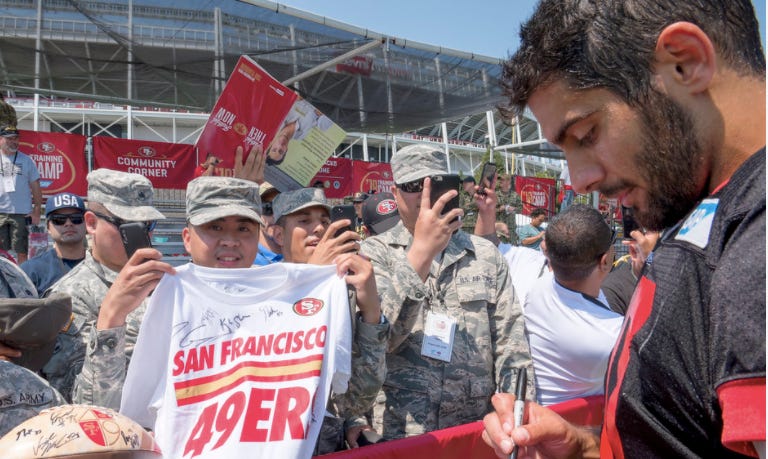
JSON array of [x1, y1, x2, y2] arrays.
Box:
[[396, 178, 425, 194], [92, 212, 158, 232], [48, 213, 85, 226]]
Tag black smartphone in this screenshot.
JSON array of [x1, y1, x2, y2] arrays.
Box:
[[330, 205, 356, 237], [621, 206, 640, 238], [429, 174, 461, 218], [479, 162, 497, 195], [120, 222, 152, 259]]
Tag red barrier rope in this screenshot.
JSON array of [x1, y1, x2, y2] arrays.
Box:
[[322, 395, 604, 459]]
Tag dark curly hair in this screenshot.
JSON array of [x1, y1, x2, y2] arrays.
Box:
[[500, 0, 765, 119]]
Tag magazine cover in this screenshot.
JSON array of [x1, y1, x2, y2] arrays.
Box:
[[195, 55, 346, 191]]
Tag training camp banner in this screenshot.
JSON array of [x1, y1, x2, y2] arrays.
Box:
[[19, 130, 88, 196], [515, 176, 557, 216]]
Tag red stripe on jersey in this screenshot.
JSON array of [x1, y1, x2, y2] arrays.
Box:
[[600, 276, 656, 459], [717, 377, 766, 457]]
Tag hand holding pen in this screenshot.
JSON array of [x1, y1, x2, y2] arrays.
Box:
[[482, 367, 601, 459], [510, 368, 527, 459]]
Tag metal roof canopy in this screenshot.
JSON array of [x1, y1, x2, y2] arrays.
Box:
[[0, 0, 503, 133]]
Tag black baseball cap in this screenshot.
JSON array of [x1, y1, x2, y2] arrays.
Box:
[[362, 192, 400, 235]]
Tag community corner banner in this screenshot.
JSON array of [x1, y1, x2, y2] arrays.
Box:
[[515, 176, 557, 216], [93, 136, 196, 189], [19, 130, 88, 196]]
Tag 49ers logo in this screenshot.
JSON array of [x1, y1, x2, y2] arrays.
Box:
[[377, 199, 397, 215], [37, 142, 56, 153], [137, 146, 156, 157], [292, 298, 323, 316]]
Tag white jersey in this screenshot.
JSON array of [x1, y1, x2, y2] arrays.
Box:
[[121, 263, 351, 459], [523, 275, 623, 406]]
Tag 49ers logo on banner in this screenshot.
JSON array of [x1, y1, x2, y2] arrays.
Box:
[[515, 176, 557, 215], [293, 298, 324, 316]]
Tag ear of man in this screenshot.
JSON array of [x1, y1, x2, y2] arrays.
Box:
[[652, 21, 716, 97]]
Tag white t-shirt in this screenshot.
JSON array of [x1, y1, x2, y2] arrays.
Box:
[[500, 244, 548, 305], [121, 263, 351, 459], [523, 275, 623, 406]]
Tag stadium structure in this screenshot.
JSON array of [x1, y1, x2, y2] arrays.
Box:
[[0, 0, 564, 179]]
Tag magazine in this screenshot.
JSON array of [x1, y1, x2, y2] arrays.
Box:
[[195, 55, 346, 191]]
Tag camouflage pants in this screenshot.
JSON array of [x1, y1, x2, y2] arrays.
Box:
[[313, 414, 344, 455]]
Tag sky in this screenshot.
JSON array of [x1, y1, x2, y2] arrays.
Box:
[[278, 0, 766, 60]]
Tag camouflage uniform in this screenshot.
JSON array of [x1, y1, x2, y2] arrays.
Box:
[[496, 189, 523, 245], [255, 187, 390, 454], [42, 251, 146, 409], [0, 360, 66, 437], [361, 221, 534, 439], [459, 190, 478, 233], [41, 169, 165, 409], [0, 255, 37, 298], [315, 293, 388, 454]]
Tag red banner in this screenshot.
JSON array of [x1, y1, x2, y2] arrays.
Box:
[[19, 131, 88, 196], [92, 137, 196, 189], [309, 159, 394, 200], [310, 157, 353, 199], [353, 161, 394, 196], [515, 176, 557, 216]]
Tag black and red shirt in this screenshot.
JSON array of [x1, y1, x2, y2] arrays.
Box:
[[602, 149, 766, 458]]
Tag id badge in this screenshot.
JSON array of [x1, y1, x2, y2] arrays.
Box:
[[421, 311, 456, 362], [2, 175, 15, 192]]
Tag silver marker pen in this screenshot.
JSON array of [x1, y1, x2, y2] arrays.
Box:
[[510, 368, 527, 459]]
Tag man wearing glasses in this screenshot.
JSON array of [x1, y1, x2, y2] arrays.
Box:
[[41, 169, 175, 410], [21, 193, 87, 294]]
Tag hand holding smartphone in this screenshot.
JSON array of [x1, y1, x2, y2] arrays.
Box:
[[429, 175, 461, 221], [330, 205, 356, 238], [478, 162, 497, 196], [120, 222, 153, 260]]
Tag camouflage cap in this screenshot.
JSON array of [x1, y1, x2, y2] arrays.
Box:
[[272, 187, 331, 223], [0, 293, 72, 372], [259, 181, 278, 197], [391, 143, 449, 184], [186, 176, 265, 226], [87, 169, 166, 221], [0, 256, 37, 298], [0, 404, 163, 458]]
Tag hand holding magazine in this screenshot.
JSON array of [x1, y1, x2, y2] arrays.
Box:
[[195, 55, 346, 191]]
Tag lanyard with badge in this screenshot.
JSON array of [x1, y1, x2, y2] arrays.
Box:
[[421, 253, 457, 363], [0, 152, 18, 192]]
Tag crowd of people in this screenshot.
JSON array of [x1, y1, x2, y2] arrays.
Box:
[[0, 0, 764, 458]]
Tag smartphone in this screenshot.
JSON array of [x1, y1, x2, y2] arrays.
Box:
[[120, 222, 153, 259], [330, 205, 356, 237], [479, 162, 497, 195], [621, 206, 640, 238], [356, 429, 385, 447], [429, 174, 461, 219]]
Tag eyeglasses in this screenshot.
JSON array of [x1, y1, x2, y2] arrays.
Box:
[[396, 178, 424, 193], [92, 212, 157, 232], [49, 213, 85, 226]]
